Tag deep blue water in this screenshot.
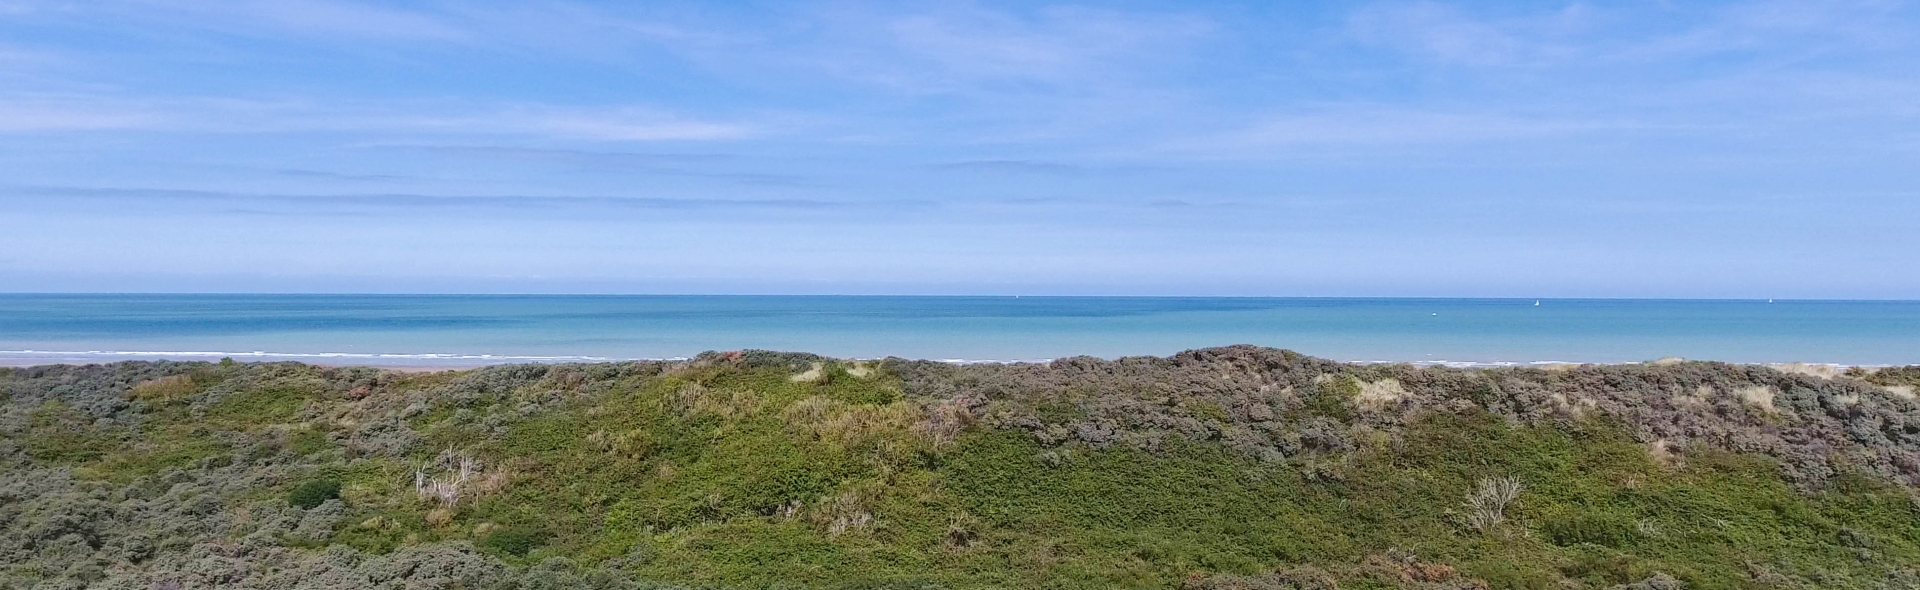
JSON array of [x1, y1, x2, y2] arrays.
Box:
[[1, 295, 1917, 366]]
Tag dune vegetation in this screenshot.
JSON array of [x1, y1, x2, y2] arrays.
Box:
[[3, 347, 1920, 589]]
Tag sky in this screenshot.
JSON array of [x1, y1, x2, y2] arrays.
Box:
[[1, 1, 1917, 298]]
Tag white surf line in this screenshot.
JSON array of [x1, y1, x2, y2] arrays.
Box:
[[0, 349, 629, 362], [2, 351, 1895, 369]]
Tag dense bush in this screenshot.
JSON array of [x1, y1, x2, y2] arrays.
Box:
[[2, 349, 1918, 589], [481, 527, 546, 557], [1540, 513, 1638, 548], [886, 345, 1920, 489], [288, 478, 342, 509]]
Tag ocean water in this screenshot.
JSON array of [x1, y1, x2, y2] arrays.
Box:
[[1, 294, 1918, 367]]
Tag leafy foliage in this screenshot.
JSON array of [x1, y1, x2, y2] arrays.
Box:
[[1, 349, 1917, 589], [290, 478, 343, 509], [481, 527, 546, 557]]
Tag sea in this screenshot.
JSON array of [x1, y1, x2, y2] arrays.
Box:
[[1, 294, 1918, 367]]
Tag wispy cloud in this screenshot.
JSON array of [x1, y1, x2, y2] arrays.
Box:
[[237, 0, 465, 40], [711, 4, 1213, 97], [346, 103, 758, 141], [121, 0, 469, 41], [1347, 3, 1553, 66], [0, 95, 758, 140], [1348, 0, 1915, 67], [0, 97, 161, 132], [509, 108, 752, 141], [0, 0, 43, 15], [0, 185, 911, 215], [0, 44, 68, 70], [1155, 108, 1646, 160], [275, 169, 410, 182], [405, 146, 814, 186], [1621, 0, 1912, 60], [879, 6, 1210, 85], [936, 159, 1085, 175], [3, 1, 1919, 295], [408, 146, 730, 169]]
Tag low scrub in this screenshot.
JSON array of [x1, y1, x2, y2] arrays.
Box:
[[2, 349, 1918, 589], [289, 478, 342, 509]]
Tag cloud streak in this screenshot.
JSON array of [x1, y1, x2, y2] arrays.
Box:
[[0, 94, 758, 140], [0, 185, 897, 215], [936, 160, 1086, 175], [403, 146, 815, 186], [1, 1, 1918, 295]]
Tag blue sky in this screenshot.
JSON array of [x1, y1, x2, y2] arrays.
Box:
[[1, 1, 1917, 297]]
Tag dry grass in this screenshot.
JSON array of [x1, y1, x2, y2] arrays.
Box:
[[913, 399, 976, 448], [586, 428, 654, 459], [1767, 363, 1847, 379], [1462, 475, 1523, 533], [1548, 392, 1599, 417], [942, 511, 984, 550], [1353, 378, 1409, 409], [128, 375, 197, 401], [673, 383, 762, 420], [1670, 385, 1713, 409], [790, 362, 827, 383], [781, 395, 920, 447], [413, 448, 506, 509], [1735, 385, 1778, 413], [812, 486, 878, 535], [844, 362, 877, 379], [1647, 438, 1684, 468]]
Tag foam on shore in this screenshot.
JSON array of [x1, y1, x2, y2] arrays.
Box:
[[0, 349, 634, 367], [0, 349, 1895, 370]]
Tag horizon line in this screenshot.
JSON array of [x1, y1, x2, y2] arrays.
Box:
[[2, 292, 1916, 303]]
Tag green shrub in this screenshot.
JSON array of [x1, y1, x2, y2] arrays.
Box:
[[288, 429, 330, 456], [482, 527, 546, 557], [288, 478, 342, 509], [21, 402, 122, 463], [129, 375, 199, 401], [1033, 401, 1084, 423], [1189, 401, 1231, 422], [209, 385, 311, 423], [1541, 512, 1638, 548], [10, 351, 1920, 589], [1302, 377, 1356, 420]]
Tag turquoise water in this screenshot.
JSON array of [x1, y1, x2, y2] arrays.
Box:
[[1, 295, 1917, 366]]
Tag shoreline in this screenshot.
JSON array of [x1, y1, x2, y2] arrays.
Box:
[[0, 349, 1889, 373], [10, 297, 1920, 367], [8, 343, 1918, 588]]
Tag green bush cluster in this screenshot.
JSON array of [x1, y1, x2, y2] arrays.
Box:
[[289, 478, 342, 509], [482, 528, 546, 557], [1, 350, 1917, 589], [1539, 514, 1638, 549]]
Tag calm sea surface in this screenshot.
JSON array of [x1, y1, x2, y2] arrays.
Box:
[[1, 295, 1917, 366]]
